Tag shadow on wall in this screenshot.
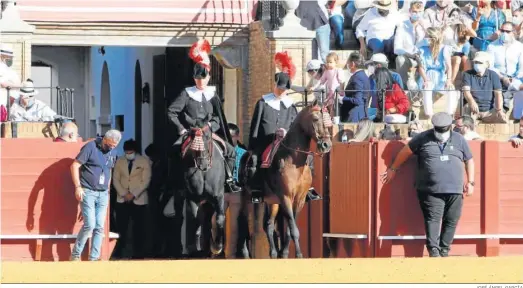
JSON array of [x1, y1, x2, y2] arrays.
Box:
[[26, 158, 80, 261]]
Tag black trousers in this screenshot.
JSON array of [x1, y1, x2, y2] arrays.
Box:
[[417, 192, 463, 251], [114, 202, 147, 259]]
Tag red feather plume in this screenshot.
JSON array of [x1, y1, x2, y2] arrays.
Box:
[[274, 51, 296, 80], [189, 39, 212, 70]]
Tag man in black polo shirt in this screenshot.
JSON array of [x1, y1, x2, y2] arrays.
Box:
[[462, 51, 507, 123], [70, 129, 121, 261], [381, 112, 475, 257]]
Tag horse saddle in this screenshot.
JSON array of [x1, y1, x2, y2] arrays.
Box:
[[181, 132, 227, 158], [260, 139, 282, 169]]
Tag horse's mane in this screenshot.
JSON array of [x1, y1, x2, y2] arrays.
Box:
[[286, 105, 313, 136]]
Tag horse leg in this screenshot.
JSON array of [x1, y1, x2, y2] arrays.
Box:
[[281, 196, 303, 258], [210, 193, 225, 256], [263, 204, 279, 259], [236, 191, 251, 259], [185, 198, 201, 257], [277, 211, 291, 258]]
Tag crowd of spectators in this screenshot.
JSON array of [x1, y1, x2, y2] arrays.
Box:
[[294, 0, 523, 128]]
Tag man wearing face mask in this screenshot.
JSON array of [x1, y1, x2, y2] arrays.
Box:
[[112, 139, 151, 259], [356, 0, 400, 58], [9, 81, 56, 122], [381, 112, 475, 257], [0, 44, 21, 118], [70, 129, 122, 261], [395, 0, 426, 86], [461, 51, 507, 123], [486, 22, 523, 119]]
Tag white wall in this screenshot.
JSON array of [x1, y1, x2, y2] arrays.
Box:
[[32, 46, 89, 138], [90, 46, 164, 156]]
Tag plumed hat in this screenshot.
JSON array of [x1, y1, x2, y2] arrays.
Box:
[[189, 39, 212, 79], [274, 51, 296, 80]]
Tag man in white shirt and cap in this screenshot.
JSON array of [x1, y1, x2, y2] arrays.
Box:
[[9, 81, 57, 122], [0, 43, 21, 112]]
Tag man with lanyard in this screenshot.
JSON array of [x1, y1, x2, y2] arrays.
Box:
[[381, 112, 474, 257], [248, 71, 321, 202], [167, 39, 239, 193], [70, 129, 121, 261]]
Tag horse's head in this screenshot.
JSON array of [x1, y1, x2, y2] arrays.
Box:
[[299, 99, 333, 154], [188, 118, 213, 171]]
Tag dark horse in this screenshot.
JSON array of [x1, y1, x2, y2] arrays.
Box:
[[237, 99, 333, 258], [177, 117, 226, 257]]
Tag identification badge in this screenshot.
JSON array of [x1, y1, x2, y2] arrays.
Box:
[[99, 174, 105, 185], [440, 155, 449, 162]]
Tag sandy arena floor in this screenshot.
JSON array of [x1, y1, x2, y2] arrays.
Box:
[[2, 257, 523, 283]]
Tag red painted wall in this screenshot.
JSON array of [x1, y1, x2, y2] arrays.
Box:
[[328, 140, 523, 258], [0, 138, 113, 261], [16, 0, 256, 25]]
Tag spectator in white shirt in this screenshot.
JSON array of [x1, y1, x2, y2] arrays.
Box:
[[356, 0, 400, 58], [291, 59, 326, 100], [486, 22, 523, 119], [394, 0, 426, 86], [9, 81, 57, 122], [0, 44, 21, 112]]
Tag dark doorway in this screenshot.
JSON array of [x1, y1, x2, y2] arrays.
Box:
[[153, 54, 167, 153], [135, 60, 143, 153]]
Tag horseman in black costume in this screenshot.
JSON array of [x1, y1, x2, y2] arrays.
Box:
[[168, 39, 240, 194], [247, 52, 321, 201]]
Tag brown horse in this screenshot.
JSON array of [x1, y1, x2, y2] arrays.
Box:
[[237, 99, 333, 258]]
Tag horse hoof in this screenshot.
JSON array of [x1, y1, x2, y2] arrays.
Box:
[[211, 245, 223, 256]]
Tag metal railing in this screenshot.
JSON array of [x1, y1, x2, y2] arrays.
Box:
[[255, 0, 285, 31], [292, 87, 512, 123], [2, 86, 75, 122]]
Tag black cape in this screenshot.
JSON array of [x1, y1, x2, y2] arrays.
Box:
[[167, 86, 233, 146]]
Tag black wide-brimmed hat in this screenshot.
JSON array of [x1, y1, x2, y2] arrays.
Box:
[[193, 63, 209, 79], [275, 72, 291, 90]]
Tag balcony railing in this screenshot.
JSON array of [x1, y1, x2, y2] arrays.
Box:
[[255, 0, 285, 31], [3, 86, 75, 122]]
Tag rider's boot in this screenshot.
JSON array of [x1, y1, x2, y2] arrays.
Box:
[[225, 157, 241, 193]]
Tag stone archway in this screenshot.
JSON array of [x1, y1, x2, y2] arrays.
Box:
[[100, 61, 111, 135], [134, 60, 143, 153]]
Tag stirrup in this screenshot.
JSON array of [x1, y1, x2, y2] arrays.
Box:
[[305, 188, 322, 202], [225, 179, 241, 193], [251, 190, 263, 203]]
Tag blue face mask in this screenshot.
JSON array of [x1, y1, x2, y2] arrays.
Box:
[[410, 12, 423, 21], [499, 32, 513, 44]]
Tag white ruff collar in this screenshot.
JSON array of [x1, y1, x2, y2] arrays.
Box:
[[262, 93, 293, 111], [185, 86, 216, 102]]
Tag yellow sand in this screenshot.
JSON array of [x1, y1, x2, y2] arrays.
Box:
[[2, 257, 523, 283]]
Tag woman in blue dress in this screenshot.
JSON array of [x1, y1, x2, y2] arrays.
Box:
[[470, 0, 506, 51], [417, 27, 457, 119]]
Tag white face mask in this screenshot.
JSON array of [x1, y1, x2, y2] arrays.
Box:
[[125, 153, 136, 161], [434, 130, 451, 142], [367, 65, 376, 75], [473, 63, 487, 74]]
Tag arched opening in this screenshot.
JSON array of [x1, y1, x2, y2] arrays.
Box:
[[134, 60, 143, 153], [100, 61, 112, 135]]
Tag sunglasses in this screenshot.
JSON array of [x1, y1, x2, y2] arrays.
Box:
[[500, 29, 513, 33]]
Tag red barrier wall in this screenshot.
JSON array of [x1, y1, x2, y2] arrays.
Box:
[[328, 140, 523, 258], [0, 138, 114, 261]]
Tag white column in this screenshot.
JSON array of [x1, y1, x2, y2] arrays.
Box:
[[0, 0, 35, 33]]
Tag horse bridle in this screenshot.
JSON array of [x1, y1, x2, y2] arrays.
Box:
[[189, 125, 214, 171], [280, 105, 333, 158]]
